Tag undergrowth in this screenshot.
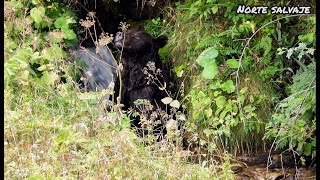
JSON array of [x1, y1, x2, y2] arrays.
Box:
[[150, 0, 316, 163], [4, 0, 237, 179], [4, 0, 316, 178], [4, 85, 235, 179]]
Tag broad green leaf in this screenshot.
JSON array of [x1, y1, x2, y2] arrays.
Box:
[[220, 102, 232, 119], [20, 70, 29, 80], [238, 94, 245, 104], [265, 66, 277, 76], [213, 91, 220, 97], [37, 64, 54, 71], [121, 116, 131, 128], [54, 16, 77, 41], [296, 119, 306, 128], [39, 71, 60, 86], [211, 6, 218, 14], [30, 7, 45, 24], [54, 16, 76, 29], [198, 91, 206, 97], [219, 110, 228, 119], [196, 47, 219, 67], [31, 52, 40, 63], [201, 61, 218, 79], [221, 80, 235, 93], [8, 1, 24, 9], [215, 96, 226, 108], [114, 124, 122, 131], [203, 97, 211, 105], [32, 0, 41, 4], [298, 33, 315, 43], [196, 47, 219, 79], [5, 58, 21, 76], [63, 28, 77, 40], [9, 48, 33, 63], [215, 107, 224, 116], [41, 44, 65, 61], [177, 70, 184, 77], [233, 116, 239, 126], [256, 123, 260, 133], [174, 65, 186, 77], [205, 108, 212, 118], [210, 81, 221, 90], [225, 100, 233, 112], [226, 59, 239, 69], [232, 104, 238, 113], [243, 105, 252, 112]]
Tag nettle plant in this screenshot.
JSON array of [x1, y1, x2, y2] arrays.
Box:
[[4, 1, 78, 89]]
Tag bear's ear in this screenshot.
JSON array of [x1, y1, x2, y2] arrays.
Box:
[[155, 35, 168, 49], [130, 24, 145, 31], [136, 24, 145, 31]]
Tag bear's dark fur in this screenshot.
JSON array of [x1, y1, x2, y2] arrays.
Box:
[[113, 29, 171, 134]]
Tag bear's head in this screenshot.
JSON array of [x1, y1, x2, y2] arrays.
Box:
[[114, 29, 168, 54]]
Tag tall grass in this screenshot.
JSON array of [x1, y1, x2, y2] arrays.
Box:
[[4, 1, 236, 179]]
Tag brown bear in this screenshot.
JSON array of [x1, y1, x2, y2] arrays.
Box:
[[113, 29, 171, 136]]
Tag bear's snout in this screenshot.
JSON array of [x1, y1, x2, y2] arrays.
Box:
[[116, 32, 123, 38], [114, 32, 124, 47]]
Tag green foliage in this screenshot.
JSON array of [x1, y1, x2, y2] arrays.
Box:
[[144, 16, 173, 68], [54, 15, 77, 40], [6, 83, 229, 179], [144, 17, 166, 37], [187, 0, 219, 20], [225, 59, 239, 69], [30, 7, 46, 24], [5, 1, 241, 178], [196, 47, 219, 79], [265, 48, 316, 158], [5, 0, 317, 178], [159, 0, 316, 157], [186, 77, 265, 154], [4, 0, 78, 89], [290, 62, 315, 93]]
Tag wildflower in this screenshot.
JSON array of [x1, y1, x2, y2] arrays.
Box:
[[119, 21, 130, 32], [80, 17, 95, 29], [98, 32, 114, 46]]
